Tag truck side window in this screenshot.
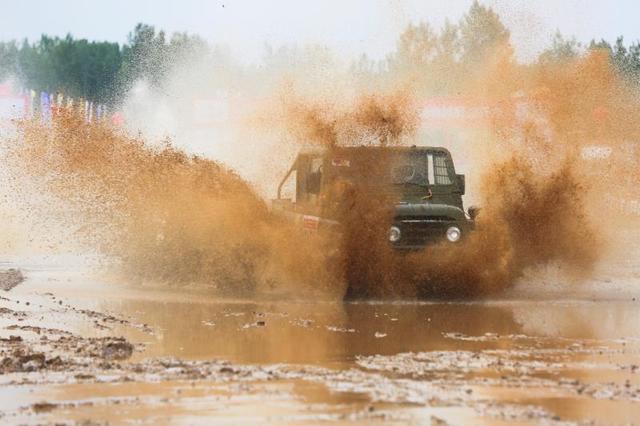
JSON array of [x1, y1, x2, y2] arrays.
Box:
[[433, 153, 453, 185]]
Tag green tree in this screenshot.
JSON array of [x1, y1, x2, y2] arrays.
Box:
[[0, 40, 19, 82], [385, 22, 438, 95], [611, 37, 640, 80], [589, 37, 640, 84], [458, 0, 511, 65], [118, 23, 211, 97], [0, 34, 122, 104], [539, 31, 581, 64], [119, 23, 168, 92], [431, 19, 461, 94], [389, 22, 437, 72]]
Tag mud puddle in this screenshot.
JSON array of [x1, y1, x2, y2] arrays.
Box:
[[1, 262, 640, 424]]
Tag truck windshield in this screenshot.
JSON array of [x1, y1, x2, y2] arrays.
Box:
[[327, 149, 451, 189], [390, 152, 429, 187]]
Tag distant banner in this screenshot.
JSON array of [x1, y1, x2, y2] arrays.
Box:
[[0, 84, 112, 124], [40, 92, 50, 123]]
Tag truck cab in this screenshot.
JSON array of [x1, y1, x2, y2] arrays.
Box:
[[272, 146, 476, 249]]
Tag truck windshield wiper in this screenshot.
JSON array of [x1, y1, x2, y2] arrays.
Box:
[[392, 181, 429, 188]]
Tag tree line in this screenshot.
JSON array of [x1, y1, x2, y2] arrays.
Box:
[[1, 1, 639, 104], [0, 23, 207, 105]]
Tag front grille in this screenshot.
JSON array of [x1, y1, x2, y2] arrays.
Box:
[[395, 217, 455, 246]]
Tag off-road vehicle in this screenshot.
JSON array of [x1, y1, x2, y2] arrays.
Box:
[[272, 146, 477, 249]]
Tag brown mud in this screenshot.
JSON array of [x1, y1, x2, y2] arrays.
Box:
[[0, 261, 639, 424], [0, 268, 24, 291], [0, 7, 639, 426]]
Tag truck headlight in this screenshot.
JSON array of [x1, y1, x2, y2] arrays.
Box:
[[389, 226, 401, 243], [446, 226, 461, 242]]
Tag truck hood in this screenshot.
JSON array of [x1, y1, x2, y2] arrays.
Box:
[[395, 202, 467, 221]]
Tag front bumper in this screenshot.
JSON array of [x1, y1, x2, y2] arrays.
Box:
[[390, 218, 473, 249]]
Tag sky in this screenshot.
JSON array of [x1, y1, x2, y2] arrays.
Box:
[[0, 0, 638, 63]]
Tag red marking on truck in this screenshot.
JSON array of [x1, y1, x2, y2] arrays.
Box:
[[303, 215, 319, 231]]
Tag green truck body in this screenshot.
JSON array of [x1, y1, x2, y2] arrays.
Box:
[[273, 146, 476, 248]]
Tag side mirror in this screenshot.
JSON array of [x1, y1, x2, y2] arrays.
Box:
[[468, 206, 480, 220], [456, 174, 466, 195]]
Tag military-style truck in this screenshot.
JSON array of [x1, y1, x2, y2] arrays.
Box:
[[272, 146, 477, 249]]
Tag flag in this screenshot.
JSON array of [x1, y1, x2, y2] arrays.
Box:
[[30, 90, 36, 118], [40, 92, 50, 123]]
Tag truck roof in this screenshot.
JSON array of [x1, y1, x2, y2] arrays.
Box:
[[297, 145, 452, 156]]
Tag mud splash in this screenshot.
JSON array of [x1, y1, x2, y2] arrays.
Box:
[[277, 86, 601, 298], [272, 38, 640, 298], [3, 39, 640, 300], [284, 91, 419, 148], [401, 156, 598, 298], [3, 112, 338, 298], [0, 91, 602, 299]]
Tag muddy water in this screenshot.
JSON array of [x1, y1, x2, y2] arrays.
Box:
[[1, 261, 639, 425]]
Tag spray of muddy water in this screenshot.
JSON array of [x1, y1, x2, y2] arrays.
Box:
[[275, 49, 640, 298], [3, 112, 339, 298], [2, 46, 639, 299]]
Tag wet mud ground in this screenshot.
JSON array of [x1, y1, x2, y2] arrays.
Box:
[[0, 240, 639, 425]]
